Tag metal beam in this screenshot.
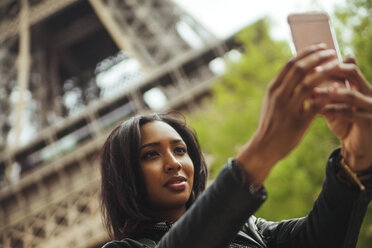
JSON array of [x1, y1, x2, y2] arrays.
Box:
[[13, 0, 31, 149], [0, 0, 81, 43], [88, 0, 150, 71]]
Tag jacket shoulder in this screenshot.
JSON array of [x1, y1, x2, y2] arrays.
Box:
[[101, 240, 128, 248], [102, 238, 155, 248]]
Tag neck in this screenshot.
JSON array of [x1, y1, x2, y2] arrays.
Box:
[[155, 205, 186, 223]]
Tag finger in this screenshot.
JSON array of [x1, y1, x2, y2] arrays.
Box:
[[326, 88, 372, 111], [322, 105, 372, 121], [278, 49, 337, 99], [270, 43, 328, 92], [354, 112, 372, 121], [321, 104, 353, 120], [291, 60, 339, 106], [343, 56, 357, 65], [328, 63, 372, 95], [340, 56, 356, 91]]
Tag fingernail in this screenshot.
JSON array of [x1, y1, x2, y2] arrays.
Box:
[[320, 49, 336, 57], [324, 60, 339, 70], [315, 66, 323, 72], [315, 87, 328, 93], [317, 43, 327, 49]]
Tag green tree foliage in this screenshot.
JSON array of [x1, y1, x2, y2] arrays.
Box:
[[335, 0, 372, 82], [187, 16, 371, 246]]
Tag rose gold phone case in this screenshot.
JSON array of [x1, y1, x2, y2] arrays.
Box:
[[288, 12, 349, 88], [287, 12, 341, 58]]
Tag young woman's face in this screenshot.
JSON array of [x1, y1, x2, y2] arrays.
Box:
[[139, 121, 194, 218]]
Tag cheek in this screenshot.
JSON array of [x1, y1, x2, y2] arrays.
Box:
[[189, 165, 194, 181], [184, 158, 194, 187], [141, 164, 162, 189]]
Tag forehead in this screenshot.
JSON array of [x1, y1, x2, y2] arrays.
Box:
[[140, 121, 183, 144]]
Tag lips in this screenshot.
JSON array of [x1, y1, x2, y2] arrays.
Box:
[[164, 176, 187, 191]]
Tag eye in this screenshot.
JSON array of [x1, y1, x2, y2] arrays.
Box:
[[141, 150, 159, 160], [174, 146, 186, 155]]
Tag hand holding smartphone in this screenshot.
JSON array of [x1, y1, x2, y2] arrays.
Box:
[[288, 12, 349, 88], [288, 12, 341, 56]]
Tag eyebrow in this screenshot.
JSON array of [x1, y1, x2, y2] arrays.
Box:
[[139, 139, 184, 150]]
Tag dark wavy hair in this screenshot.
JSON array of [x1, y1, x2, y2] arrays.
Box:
[[100, 112, 208, 240]]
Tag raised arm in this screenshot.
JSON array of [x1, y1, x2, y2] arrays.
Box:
[[249, 58, 372, 248], [236, 44, 338, 185]]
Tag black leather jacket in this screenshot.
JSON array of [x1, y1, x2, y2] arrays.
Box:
[[103, 149, 372, 248]]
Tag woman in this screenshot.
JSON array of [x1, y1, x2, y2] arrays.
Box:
[[100, 44, 372, 247]]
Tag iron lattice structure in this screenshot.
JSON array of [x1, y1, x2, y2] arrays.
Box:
[[0, 0, 240, 247]]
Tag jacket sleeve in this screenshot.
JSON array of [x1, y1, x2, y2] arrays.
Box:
[[255, 148, 372, 248], [155, 158, 268, 248]]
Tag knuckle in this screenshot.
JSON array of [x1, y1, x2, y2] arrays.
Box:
[[287, 57, 296, 67], [348, 64, 359, 76], [267, 83, 277, 95], [294, 62, 307, 74]]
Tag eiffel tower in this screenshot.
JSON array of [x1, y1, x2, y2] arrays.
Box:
[[0, 0, 239, 247]]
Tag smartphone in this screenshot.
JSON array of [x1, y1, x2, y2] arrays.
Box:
[[288, 12, 349, 88], [288, 12, 341, 56]]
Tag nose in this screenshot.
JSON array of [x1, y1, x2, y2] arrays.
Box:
[[164, 153, 181, 172]]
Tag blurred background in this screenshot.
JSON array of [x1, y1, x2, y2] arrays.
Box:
[[0, 0, 370, 247]]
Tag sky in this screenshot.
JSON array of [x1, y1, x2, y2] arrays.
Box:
[[174, 0, 346, 42]]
